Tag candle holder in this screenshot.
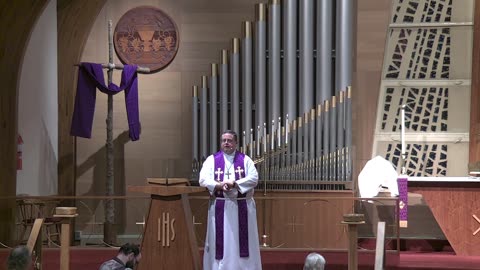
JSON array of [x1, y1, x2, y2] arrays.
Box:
[[261, 234, 269, 247]]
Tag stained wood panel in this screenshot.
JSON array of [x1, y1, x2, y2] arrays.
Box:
[[262, 192, 354, 249], [138, 194, 201, 270], [190, 191, 354, 250], [410, 183, 480, 256], [353, 0, 392, 184]]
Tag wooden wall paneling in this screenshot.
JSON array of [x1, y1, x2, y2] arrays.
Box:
[[75, 0, 257, 187], [189, 192, 354, 250], [73, 0, 258, 237], [410, 184, 480, 256], [177, 0, 257, 176], [470, 1, 480, 163], [263, 192, 353, 249], [0, 0, 49, 245], [255, 194, 274, 248], [352, 0, 392, 185], [57, 0, 107, 199]]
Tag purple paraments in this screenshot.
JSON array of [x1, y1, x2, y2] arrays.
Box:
[[70, 62, 141, 141]]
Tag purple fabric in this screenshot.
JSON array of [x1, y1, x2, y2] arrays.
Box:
[[397, 176, 408, 227], [213, 151, 249, 260], [234, 153, 248, 258], [70, 62, 141, 141], [213, 152, 225, 260], [214, 198, 225, 260]]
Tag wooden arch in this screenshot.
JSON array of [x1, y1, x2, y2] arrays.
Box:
[[0, 0, 107, 243]]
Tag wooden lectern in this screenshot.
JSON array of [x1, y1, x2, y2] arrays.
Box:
[[128, 178, 206, 270]]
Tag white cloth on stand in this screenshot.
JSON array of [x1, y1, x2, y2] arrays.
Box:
[[199, 151, 262, 270], [358, 156, 399, 198]]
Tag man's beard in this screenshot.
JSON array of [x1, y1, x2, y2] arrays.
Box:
[[125, 260, 136, 268], [223, 147, 235, 154]]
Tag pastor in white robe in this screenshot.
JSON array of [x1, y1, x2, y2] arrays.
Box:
[[199, 151, 262, 270]]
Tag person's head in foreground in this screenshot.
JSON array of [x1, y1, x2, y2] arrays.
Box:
[[119, 243, 141, 269], [6, 246, 31, 270], [303, 252, 326, 270]]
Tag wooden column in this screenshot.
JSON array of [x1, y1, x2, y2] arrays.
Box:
[[342, 214, 365, 270], [344, 222, 359, 270], [0, 0, 48, 245], [60, 222, 72, 269], [470, 2, 480, 163], [54, 207, 78, 270]]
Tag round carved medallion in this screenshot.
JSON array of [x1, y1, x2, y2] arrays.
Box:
[[114, 6, 179, 73]]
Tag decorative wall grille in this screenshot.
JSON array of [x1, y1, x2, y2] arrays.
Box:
[[372, 0, 474, 177]]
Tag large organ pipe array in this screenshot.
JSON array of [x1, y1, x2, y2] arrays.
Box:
[[191, 0, 353, 191]]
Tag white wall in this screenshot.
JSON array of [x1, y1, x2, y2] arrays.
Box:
[[17, 0, 58, 196]]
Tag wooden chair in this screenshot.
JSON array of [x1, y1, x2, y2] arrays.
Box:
[[17, 199, 62, 246]]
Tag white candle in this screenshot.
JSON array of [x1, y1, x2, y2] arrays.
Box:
[[285, 114, 289, 145], [243, 131, 246, 152], [257, 126, 260, 156], [263, 123, 267, 153], [250, 128, 254, 157], [278, 117, 281, 148], [401, 105, 406, 156], [271, 120, 275, 150]]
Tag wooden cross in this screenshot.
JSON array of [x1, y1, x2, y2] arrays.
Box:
[[235, 166, 244, 179], [225, 170, 232, 179], [94, 20, 150, 244], [192, 216, 202, 226], [473, 214, 480, 235], [215, 167, 223, 181], [135, 216, 146, 229], [286, 216, 304, 233]]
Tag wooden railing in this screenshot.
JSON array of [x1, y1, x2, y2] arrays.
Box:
[[26, 218, 44, 270]]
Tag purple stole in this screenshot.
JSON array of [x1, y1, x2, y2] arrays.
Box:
[[213, 151, 249, 260], [70, 62, 141, 141]]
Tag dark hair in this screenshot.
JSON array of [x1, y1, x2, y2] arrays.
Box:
[[221, 130, 238, 142], [6, 246, 30, 270], [119, 243, 140, 256]]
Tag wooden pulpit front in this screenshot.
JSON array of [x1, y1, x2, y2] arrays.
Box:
[[128, 178, 206, 270]]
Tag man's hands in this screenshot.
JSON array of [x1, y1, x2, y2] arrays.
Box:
[[213, 179, 236, 192], [222, 179, 236, 191], [214, 181, 223, 191]]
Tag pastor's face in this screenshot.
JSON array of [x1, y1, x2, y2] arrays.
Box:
[[221, 133, 237, 155], [126, 253, 141, 268]]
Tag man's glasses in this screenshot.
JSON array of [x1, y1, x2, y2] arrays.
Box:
[[221, 138, 235, 143]]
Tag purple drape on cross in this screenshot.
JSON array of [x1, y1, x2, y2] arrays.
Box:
[[70, 62, 141, 141], [213, 151, 249, 260]]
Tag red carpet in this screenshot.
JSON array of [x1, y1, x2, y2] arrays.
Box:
[[1, 248, 479, 269]]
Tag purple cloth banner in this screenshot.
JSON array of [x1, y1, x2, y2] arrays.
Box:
[[213, 151, 248, 259], [397, 176, 408, 228], [70, 62, 141, 141]]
